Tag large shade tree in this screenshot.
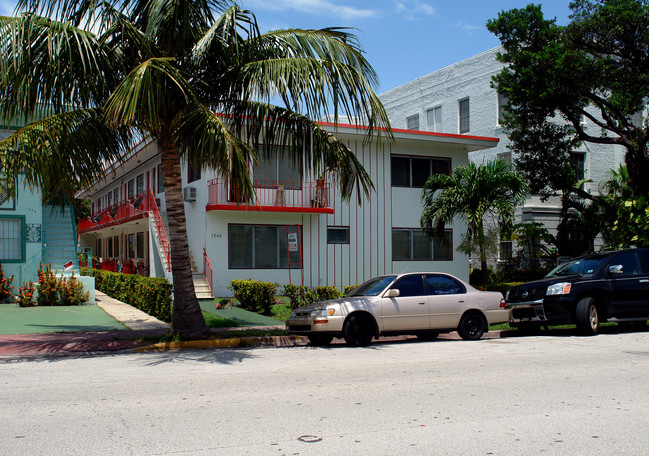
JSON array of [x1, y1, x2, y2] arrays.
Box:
[[420, 160, 528, 284], [0, 0, 390, 338], [487, 0, 649, 198]]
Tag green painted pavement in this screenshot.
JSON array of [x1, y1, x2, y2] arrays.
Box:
[[0, 304, 127, 335], [199, 300, 284, 327]]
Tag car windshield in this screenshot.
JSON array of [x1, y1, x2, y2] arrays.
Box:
[[546, 255, 608, 277], [348, 276, 397, 296]]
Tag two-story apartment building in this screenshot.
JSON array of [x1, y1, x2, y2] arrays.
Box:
[[379, 47, 628, 258], [76, 122, 498, 297]]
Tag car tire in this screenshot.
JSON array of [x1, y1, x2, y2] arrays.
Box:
[[575, 297, 599, 336], [308, 335, 334, 346], [416, 332, 439, 341], [457, 312, 486, 340], [343, 314, 374, 347]]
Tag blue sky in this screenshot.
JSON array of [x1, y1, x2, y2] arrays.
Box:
[[1, 0, 572, 93]]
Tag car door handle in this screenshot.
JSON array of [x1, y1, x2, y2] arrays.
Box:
[[418, 302, 426, 305], [458, 300, 465, 303]]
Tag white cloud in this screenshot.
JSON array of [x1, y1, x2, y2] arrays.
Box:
[[393, 1, 436, 21], [243, 0, 379, 20], [456, 21, 482, 32]]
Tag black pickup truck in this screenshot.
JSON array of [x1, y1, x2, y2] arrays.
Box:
[[505, 248, 649, 335]]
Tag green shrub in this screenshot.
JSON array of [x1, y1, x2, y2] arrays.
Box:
[[83, 268, 173, 322], [229, 279, 278, 315], [59, 274, 90, 306], [282, 284, 343, 309], [16, 281, 36, 307], [37, 264, 60, 305], [0, 264, 14, 300], [343, 284, 361, 295]]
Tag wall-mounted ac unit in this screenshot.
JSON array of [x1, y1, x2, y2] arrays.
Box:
[[183, 187, 197, 202]]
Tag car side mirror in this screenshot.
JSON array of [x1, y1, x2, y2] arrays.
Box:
[[384, 288, 400, 298], [608, 264, 624, 275]]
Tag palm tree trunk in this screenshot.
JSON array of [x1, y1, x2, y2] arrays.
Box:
[[159, 140, 209, 339], [479, 222, 489, 285]]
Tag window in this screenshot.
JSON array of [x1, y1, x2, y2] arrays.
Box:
[[0, 216, 25, 262], [392, 229, 452, 261], [228, 224, 301, 269], [127, 179, 135, 199], [426, 106, 442, 132], [96, 238, 102, 257], [113, 236, 119, 258], [128, 234, 136, 258], [253, 146, 302, 189], [157, 164, 164, 193], [426, 274, 465, 295], [107, 237, 113, 258], [390, 275, 425, 297], [459, 98, 470, 134], [187, 162, 201, 183], [327, 227, 350, 244], [497, 93, 508, 126], [113, 188, 120, 204], [136, 174, 144, 194], [106, 191, 112, 208], [391, 155, 452, 187], [406, 114, 420, 131], [96, 198, 102, 212], [136, 232, 145, 258], [497, 151, 512, 165], [571, 152, 586, 182], [500, 241, 513, 261]]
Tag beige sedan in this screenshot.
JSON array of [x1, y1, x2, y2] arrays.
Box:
[[286, 272, 506, 346]]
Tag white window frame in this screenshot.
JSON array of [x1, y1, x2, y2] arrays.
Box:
[[426, 106, 442, 132], [458, 98, 470, 134]]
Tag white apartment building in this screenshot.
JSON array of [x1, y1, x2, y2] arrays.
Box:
[[76, 122, 497, 297], [379, 47, 627, 258]]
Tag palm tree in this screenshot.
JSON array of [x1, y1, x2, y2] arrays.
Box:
[[0, 0, 390, 338], [420, 159, 528, 284]]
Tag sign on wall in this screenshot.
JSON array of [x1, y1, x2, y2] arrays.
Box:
[[26, 223, 41, 243]]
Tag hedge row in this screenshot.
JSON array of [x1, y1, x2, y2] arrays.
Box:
[[82, 268, 173, 323]]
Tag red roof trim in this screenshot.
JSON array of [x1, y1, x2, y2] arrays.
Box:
[[206, 204, 334, 214], [316, 121, 499, 143]]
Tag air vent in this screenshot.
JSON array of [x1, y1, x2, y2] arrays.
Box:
[[183, 187, 197, 202]]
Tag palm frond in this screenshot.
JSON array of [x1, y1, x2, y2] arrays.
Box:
[[0, 13, 119, 121], [0, 108, 132, 200], [103, 57, 196, 132]]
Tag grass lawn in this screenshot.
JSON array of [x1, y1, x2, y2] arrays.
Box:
[[0, 303, 127, 335]]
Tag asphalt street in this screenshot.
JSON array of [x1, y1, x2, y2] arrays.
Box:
[[2, 331, 649, 455]]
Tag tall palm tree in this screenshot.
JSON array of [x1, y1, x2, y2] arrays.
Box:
[[0, 0, 390, 338], [420, 159, 528, 284]]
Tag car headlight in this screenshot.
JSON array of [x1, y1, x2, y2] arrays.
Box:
[[546, 282, 572, 296], [309, 308, 335, 318]]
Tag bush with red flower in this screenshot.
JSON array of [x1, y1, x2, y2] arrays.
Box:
[[16, 281, 37, 307]]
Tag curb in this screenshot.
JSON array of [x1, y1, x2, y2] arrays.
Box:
[[133, 335, 308, 352]]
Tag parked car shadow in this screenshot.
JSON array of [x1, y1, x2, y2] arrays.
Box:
[[500, 322, 649, 338]]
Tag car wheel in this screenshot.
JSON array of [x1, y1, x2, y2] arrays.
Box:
[[576, 297, 599, 336], [416, 332, 439, 341], [343, 314, 374, 347], [457, 312, 486, 340], [308, 335, 334, 346]]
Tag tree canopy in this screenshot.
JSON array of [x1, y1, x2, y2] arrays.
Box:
[[488, 0, 649, 199], [420, 159, 528, 284]]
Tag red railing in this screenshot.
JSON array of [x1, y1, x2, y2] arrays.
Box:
[[203, 248, 213, 297], [78, 189, 171, 272], [206, 178, 332, 213]]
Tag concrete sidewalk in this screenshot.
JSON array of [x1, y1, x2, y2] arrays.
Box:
[[94, 290, 171, 331]]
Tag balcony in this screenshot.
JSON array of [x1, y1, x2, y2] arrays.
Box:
[[78, 190, 154, 234], [206, 178, 333, 214]]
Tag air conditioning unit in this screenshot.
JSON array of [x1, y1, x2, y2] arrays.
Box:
[[183, 187, 197, 202]]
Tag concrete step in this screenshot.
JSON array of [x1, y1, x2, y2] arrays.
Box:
[[192, 275, 213, 299]]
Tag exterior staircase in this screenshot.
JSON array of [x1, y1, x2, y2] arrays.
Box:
[[192, 273, 213, 299], [42, 205, 78, 272]]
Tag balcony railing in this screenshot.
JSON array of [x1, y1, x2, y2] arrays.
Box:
[[206, 178, 333, 213], [78, 189, 171, 271]]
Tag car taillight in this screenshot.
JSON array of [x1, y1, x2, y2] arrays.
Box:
[[500, 299, 506, 308]]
